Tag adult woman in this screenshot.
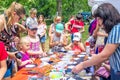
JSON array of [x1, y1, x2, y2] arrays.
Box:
[[37, 15, 47, 52], [0, 1, 25, 78], [72, 3, 120, 80], [0, 1, 25, 53]]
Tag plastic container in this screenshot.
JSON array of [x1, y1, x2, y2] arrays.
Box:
[[85, 42, 90, 56]]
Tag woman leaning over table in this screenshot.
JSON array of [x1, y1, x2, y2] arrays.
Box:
[[0, 1, 26, 78], [72, 3, 120, 80]]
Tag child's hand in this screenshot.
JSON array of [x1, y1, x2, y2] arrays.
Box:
[[27, 59, 33, 63], [42, 52, 47, 57]]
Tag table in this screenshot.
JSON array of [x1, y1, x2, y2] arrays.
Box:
[[11, 52, 92, 80]]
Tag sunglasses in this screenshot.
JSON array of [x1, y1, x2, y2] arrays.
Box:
[[30, 28, 38, 31]]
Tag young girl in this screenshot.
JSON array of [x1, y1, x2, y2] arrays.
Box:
[[26, 23, 46, 57], [65, 32, 85, 54], [17, 37, 33, 70], [37, 15, 47, 52]]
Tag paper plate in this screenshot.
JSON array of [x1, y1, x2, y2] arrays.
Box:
[[81, 52, 86, 55], [25, 64, 37, 68], [68, 65, 75, 69], [77, 55, 85, 57], [41, 57, 50, 62], [73, 58, 79, 60]]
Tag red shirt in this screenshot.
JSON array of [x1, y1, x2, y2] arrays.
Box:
[[0, 42, 8, 61], [72, 44, 82, 52], [69, 19, 84, 33]]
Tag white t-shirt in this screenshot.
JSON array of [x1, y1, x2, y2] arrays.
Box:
[[37, 24, 47, 35], [26, 17, 38, 27]]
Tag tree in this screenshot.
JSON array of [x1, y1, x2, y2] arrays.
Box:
[[0, 0, 90, 22]]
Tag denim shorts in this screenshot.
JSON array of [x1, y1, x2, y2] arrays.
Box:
[[40, 35, 46, 43]]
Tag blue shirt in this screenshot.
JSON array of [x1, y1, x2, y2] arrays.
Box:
[[107, 23, 120, 72]]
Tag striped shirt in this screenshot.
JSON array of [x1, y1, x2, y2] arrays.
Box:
[[107, 23, 120, 72]]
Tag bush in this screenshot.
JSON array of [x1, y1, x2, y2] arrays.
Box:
[[45, 19, 53, 26]]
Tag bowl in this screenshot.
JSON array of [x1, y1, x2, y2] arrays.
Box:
[[49, 72, 63, 79]]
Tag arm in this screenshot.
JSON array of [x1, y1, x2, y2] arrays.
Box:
[[102, 63, 110, 71], [72, 43, 118, 73], [27, 49, 43, 55], [0, 60, 7, 80], [0, 18, 4, 32], [17, 59, 33, 67], [79, 42, 85, 52], [97, 32, 108, 37], [92, 21, 99, 38], [48, 24, 53, 37], [15, 23, 26, 32], [65, 22, 71, 31], [64, 43, 72, 50], [40, 25, 47, 37], [49, 35, 58, 48], [60, 35, 68, 46], [79, 27, 85, 33]]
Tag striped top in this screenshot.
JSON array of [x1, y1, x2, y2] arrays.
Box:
[[107, 23, 120, 72]]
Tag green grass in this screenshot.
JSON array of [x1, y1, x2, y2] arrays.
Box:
[[82, 25, 89, 42]]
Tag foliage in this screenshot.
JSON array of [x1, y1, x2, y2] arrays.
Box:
[[0, 0, 91, 22]]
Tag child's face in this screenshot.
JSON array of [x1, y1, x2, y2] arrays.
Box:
[[21, 42, 30, 51], [39, 16, 43, 22], [73, 40, 79, 45], [28, 29, 37, 37]]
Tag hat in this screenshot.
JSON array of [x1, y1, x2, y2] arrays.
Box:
[[73, 32, 81, 41], [55, 23, 64, 33], [76, 13, 82, 20], [27, 23, 38, 30]]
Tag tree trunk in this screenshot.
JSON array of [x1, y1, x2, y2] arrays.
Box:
[[56, 0, 62, 16]]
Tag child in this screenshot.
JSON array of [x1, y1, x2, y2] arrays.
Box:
[[26, 23, 46, 57], [17, 37, 33, 70], [37, 15, 47, 52], [65, 32, 85, 54]]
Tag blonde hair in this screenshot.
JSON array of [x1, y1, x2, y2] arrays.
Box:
[[53, 16, 62, 23], [5, 2, 25, 27], [29, 8, 37, 15], [17, 37, 30, 50]]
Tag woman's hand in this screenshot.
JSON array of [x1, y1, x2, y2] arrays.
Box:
[[72, 62, 84, 74]]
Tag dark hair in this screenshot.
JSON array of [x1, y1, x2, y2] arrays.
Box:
[[94, 3, 120, 33], [76, 13, 82, 20]]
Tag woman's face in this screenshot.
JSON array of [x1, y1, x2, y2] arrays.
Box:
[[13, 12, 25, 23], [55, 18, 61, 24], [97, 17, 103, 27]]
